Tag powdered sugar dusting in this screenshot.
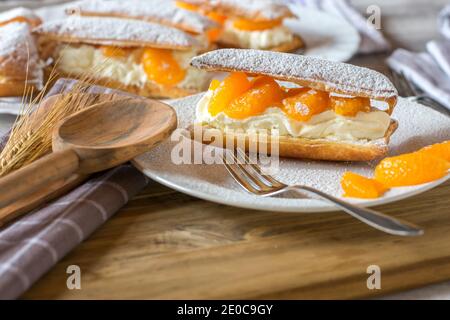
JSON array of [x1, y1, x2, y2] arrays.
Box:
[[0, 22, 41, 81], [190, 0, 292, 20], [191, 49, 398, 99], [133, 95, 450, 212], [67, 0, 217, 34], [0, 7, 40, 24], [33, 16, 199, 49]]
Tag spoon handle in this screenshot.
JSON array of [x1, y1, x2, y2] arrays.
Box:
[[0, 149, 79, 209]]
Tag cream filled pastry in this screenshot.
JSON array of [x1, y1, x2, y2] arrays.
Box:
[[33, 16, 212, 98], [175, 0, 303, 52], [190, 49, 399, 162], [197, 89, 392, 142], [0, 8, 43, 97]]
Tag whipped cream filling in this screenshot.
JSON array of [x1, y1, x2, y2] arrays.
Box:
[[196, 91, 392, 142], [220, 21, 294, 49], [57, 45, 209, 89]]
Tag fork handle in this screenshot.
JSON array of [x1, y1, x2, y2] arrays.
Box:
[[291, 186, 424, 236]]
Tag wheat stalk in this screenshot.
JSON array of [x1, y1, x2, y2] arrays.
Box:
[[0, 57, 116, 177]]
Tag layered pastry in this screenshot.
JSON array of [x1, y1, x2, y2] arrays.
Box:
[[33, 16, 212, 98], [0, 7, 41, 28], [190, 49, 399, 161], [66, 0, 219, 45], [175, 0, 303, 52], [0, 8, 43, 96]]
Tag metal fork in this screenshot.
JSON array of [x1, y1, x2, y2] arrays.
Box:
[[222, 149, 424, 236], [390, 69, 450, 117]]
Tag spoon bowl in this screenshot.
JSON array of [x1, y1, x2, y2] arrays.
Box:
[[53, 98, 177, 173]]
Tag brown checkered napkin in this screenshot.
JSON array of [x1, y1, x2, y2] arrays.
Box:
[[0, 79, 150, 299]]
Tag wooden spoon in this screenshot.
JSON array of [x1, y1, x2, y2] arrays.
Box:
[[0, 93, 131, 225], [0, 98, 177, 209]]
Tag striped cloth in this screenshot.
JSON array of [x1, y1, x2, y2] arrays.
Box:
[[438, 4, 450, 40], [0, 79, 149, 299], [387, 4, 450, 111]]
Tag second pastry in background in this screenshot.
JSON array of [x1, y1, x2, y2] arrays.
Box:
[[33, 16, 212, 99]]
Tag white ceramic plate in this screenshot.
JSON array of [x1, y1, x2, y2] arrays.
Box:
[[0, 98, 25, 116], [133, 94, 450, 213], [287, 7, 361, 62]]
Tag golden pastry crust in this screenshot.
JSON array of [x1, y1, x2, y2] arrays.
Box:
[[190, 120, 398, 162], [218, 35, 304, 53], [0, 53, 32, 81], [0, 79, 38, 97], [0, 22, 42, 95], [45, 68, 201, 99], [267, 35, 305, 53]]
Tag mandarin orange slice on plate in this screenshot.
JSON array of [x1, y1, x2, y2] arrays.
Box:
[[418, 140, 450, 162], [281, 89, 330, 122], [341, 172, 387, 199], [375, 152, 450, 188], [142, 48, 186, 86]]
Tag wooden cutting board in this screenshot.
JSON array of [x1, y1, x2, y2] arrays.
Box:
[[23, 178, 450, 299]]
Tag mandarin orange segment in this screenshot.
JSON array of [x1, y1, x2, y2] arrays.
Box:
[[208, 79, 221, 91], [206, 27, 222, 42], [232, 18, 282, 31], [141, 48, 186, 86], [374, 152, 450, 187], [283, 87, 310, 97], [208, 72, 253, 116], [331, 96, 371, 117], [281, 89, 330, 122], [341, 172, 387, 199], [175, 1, 200, 11], [101, 46, 129, 58], [418, 140, 450, 162], [207, 11, 227, 25], [224, 76, 284, 119]]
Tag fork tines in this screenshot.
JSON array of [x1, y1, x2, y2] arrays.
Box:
[[221, 149, 283, 194]]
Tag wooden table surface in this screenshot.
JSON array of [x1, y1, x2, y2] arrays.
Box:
[[23, 0, 450, 299]]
